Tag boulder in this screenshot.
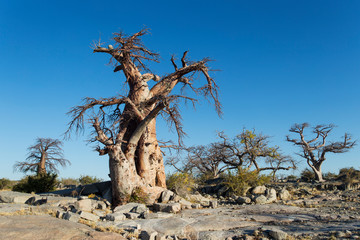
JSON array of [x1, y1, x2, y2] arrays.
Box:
[[251, 185, 267, 194], [63, 211, 80, 222], [255, 195, 267, 204], [75, 199, 93, 212], [153, 203, 181, 213], [124, 212, 140, 219], [159, 190, 175, 203], [79, 211, 99, 222], [105, 212, 126, 221], [113, 202, 145, 214], [210, 200, 218, 208], [265, 188, 277, 203], [0, 191, 36, 204], [236, 196, 251, 204], [140, 230, 158, 240], [268, 229, 288, 240], [279, 188, 291, 200]]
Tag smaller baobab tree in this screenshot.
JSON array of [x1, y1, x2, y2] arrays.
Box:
[[286, 123, 356, 182], [218, 129, 296, 176], [14, 138, 70, 176]]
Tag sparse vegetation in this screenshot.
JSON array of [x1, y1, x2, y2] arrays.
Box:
[[166, 172, 196, 196], [78, 175, 103, 185], [128, 187, 149, 204], [224, 168, 271, 196], [0, 178, 13, 190], [300, 169, 315, 182]]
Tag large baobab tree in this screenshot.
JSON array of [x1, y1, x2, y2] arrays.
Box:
[[14, 138, 70, 176], [286, 123, 356, 182], [66, 29, 221, 206]]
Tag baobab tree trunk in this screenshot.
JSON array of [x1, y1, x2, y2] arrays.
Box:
[[37, 154, 47, 175]]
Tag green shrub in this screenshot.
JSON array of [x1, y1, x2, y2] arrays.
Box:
[[128, 187, 149, 204], [60, 177, 79, 186], [12, 173, 58, 193], [78, 175, 103, 185], [323, 172, 338, 181], [166, 172, 196, 196], [300, 169, 315, 182], [223, 168, 271, 196], [0, 178, 12, 190], [285, 175, 298, 181], [338, 167, 360, 185]]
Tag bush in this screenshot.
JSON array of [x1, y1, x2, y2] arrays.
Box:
[[60, 177, 79, 186], [0, 178, 12, 190], [128, 187, 149, 204], [338, 167, 360, 185], [300, 169, 315, 182], [285, 175, 298, 181], [78, 175, 103, 185], [166, 172, 196, 196], [323, 172, 338, 181], [223, 168, 271, 196], [12, 173, 58, 193]]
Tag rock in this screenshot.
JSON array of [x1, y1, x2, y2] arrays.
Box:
[[191, 203, 201, 209], [0, 203, 29, 214], [189, 193, 210, 206], [140, 230, 158, 240], [131, 204, 149, 214], [0, 191, 36, 204], [159, 190, 175, 203], [56, 210, 65, 219], [252, 186, 267, 194], [144, 212, 175, 219], [113, 202, 145, 214], [153, 203, 181, 213], [96, 201, 107, 210], [92, 209, 106, 217], [268, 229, 288, 240], [210, 200, 218, 208], [75, 199, 93, 212], [102, 187, 112, 204], [125, 212, 140, 219], [236, 196, 251, 204], [278, 189, 291, 200], [105, 212, 126, 221], [265, 188, 277, 203], [79, 211, 99, 222], [255, 195, 267, 204], [63, 211, 80, 222], [0, 215, 126, 240]]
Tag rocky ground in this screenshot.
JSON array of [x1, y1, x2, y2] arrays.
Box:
[[1, 181, 360, 240]]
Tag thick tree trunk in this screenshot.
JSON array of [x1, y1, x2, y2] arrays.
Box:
[[37, 154, 46, 175]]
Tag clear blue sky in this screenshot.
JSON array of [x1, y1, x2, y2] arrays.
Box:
[[1, 0, 359, 180]]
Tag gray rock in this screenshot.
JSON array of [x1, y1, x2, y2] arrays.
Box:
[[236, 196, 251, 204], [160, 190, 175, 203], [105, 212, 126, 221], [74, 198, 93, 212], [56, 210, 65, 219], [131, 204, 149, 214], [114, 202, 145, 214], [252, 186, 267, 194], [92, 209, 106, 217], [191, 203, 201, 209], [79, 211, 99, 221], [0, 191, 36, 204], [63, 211, 80, 223], [96, 201, 107, 210], [153, 203, 181, 213], [210, 200, 218, 208], [125, 212, 140, 219], [255, 195, 267, 204], [140, 230, 158, 240], [265, 188, 277, 203], [268, 229, 288, 240], [0, 203, 29, 213], [278, 188, 291, 200]]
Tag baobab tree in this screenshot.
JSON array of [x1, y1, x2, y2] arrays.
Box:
[[66, 29, 221, 206], [286, 123, 356, 182], [14, 138, 70, 176]]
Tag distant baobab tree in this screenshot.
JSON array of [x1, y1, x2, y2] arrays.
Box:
[[14, 138, 70, 176], [66, 28, 221, 206], [287, 123, 356, 182]]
